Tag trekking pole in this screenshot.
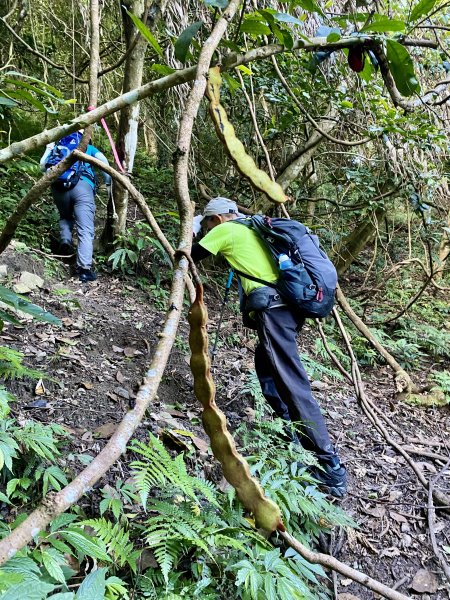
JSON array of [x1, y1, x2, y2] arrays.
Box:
[[211, 270, 234, 364]]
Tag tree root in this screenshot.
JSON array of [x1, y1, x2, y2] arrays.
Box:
[[336, 286, 418, 395], [333, 307, 450, 509]]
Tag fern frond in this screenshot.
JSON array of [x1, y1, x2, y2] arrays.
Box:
[[80, 518, 139, 572], [129, 434, 219, 509]]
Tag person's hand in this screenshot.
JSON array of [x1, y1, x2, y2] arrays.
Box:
[[193, 214, 203, 237]]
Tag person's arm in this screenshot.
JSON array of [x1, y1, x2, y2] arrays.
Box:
[[191, 243, 212, 263], [39, 143, 55, 172], [88, 146, 112, 185]]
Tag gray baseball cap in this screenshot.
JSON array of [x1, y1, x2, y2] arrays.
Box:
[[200, 197, 241, 221]]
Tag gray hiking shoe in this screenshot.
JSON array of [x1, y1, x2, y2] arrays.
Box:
[[309, 458, 347, 498]]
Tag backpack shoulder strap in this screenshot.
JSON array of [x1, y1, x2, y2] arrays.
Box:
[[233, 268, 277, 289]]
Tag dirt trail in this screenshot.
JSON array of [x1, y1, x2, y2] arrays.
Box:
[[1, 246, 449, 599]]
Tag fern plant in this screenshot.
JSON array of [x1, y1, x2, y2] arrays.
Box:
[[0, 395, 69, 502], [79, 518, 140, 573], [230, 545, 329, 600], [129, 434, 218, 509], [0, 346, 45, 380]]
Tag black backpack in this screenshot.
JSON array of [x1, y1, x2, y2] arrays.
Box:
[[233, 215, 337, 319]]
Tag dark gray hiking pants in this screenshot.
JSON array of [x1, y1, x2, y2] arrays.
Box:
[[253, 292, 335, 463], [52, 179, 95, 270]]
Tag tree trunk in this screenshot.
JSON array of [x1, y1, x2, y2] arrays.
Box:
[[333, 207, 386, 276], [101, 0, 148, 246], [434, 209, 450, 280]]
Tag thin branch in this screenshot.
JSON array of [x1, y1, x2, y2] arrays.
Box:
[[0, 16, 89, 84], [428, 459, 450, 583], [316, 320, 353, 384], [279, 531, 411, 600], [173, 0, 241, 247], [0, 36, 441, 164], [333, 306, 450, 509], [271, 56, 372, 147]]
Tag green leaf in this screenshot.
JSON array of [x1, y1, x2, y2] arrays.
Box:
[[327, 32, 341, 42], [5, 71, 64, 97], [240, 19, 272, 36], [174, 22, 203, 63], [358, 55, 374, 82], [272, 12, 303, 25], [203, 0, 229, 7], [76, 568, 107, 600], [125, 9, 163, 56], [49, 594, 76, 599], [0, 491, 11, 504], [290, 0, 324, 16], [151, 64, 176, 76], [386, 39, 420, 96], [41, 550, 66, 584], [0, 285, 61, 325], [222, 73, 240, 95], [59, 530, 111, 562], [0, 96, 19, 107], [0, 580, 55, 600], [360, 18, 405, 32], [3, 90, 51, 113], [410, 0, 437, 22]]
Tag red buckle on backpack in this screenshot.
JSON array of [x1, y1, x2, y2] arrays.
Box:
[[316, 288, 324, 302]]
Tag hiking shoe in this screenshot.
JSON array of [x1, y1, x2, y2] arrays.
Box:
[[309, 459, 347, 498], [59, 242, 75, 257], [79, 269, 97, 283]]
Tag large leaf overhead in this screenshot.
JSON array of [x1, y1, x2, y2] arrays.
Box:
[[386, 39, 421, 97]]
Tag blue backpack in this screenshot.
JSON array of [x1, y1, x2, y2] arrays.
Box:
[[45, 132, 93, 191], [233, 215, 337, 319]]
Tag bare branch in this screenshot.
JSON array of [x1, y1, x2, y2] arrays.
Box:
[[280, 530, 411, 600]]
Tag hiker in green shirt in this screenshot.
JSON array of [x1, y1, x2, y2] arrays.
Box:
[[191, 197, 347, 497]]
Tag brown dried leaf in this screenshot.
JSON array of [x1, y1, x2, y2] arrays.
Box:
[[338, 595, 362, 600], [124, 346, 139, 357], [93, 422, 117, 439], [411, 569, 439, 593], [112, 345, 124, 353], [81, 381, 93, 390], [192, 436, 209, 453], [116, 370, 125, 383], [390, 511, 408, 523]]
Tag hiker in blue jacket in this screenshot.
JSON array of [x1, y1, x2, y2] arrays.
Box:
[[191, 197, 347, 498], [40, 131, 111, 282]]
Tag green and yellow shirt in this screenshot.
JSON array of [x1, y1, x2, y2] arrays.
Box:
[[199, 220, 278, 295]]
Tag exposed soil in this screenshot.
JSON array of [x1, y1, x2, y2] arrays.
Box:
[[1, 245, 449, 600]]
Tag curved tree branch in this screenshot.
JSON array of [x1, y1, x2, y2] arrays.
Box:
[[0, 15, 89, 84], [280, 530, 411, 600], [0, 36, 440, 165], [271, 56, 372, 147]]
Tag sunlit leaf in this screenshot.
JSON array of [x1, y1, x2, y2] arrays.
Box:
[[240, 19, 271, 36], [410, 0, 437, 22], [386, 39, 420, 96], [125, 9, 163, 56], [360, 18, 405, 32]]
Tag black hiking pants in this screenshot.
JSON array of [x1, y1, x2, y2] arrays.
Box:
[[253, 292, 335, 464]]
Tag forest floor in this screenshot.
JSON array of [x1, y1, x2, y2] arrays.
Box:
[[1, 244, 450, 600]]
